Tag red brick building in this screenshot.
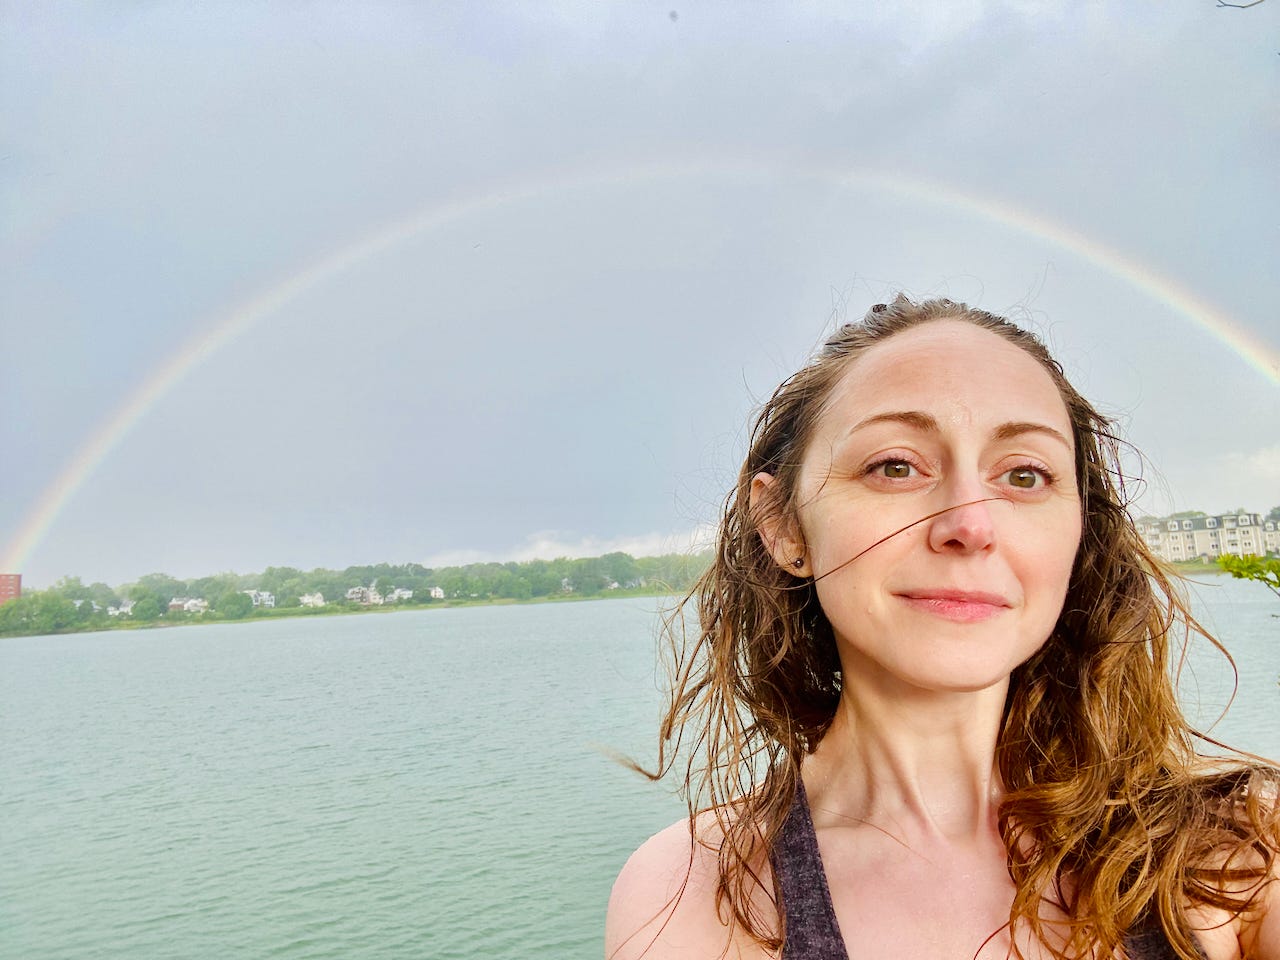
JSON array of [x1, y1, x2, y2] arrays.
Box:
[[0, 574, 21, 606]]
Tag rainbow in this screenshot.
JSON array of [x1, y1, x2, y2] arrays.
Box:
[[5, 157, 1277, 577]]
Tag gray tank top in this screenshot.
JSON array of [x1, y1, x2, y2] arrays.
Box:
[[771, 781, 1193, 959]]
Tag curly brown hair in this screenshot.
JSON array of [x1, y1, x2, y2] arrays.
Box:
[[645, 295, 1279, 958]]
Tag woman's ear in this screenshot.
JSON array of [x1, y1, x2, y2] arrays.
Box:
[[750, 472, 811, 578]]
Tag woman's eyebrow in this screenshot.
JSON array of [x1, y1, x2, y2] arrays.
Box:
[[843, 412, 1072, 451], [991, 421, 1073, 450], [844, 410, 938, 436]]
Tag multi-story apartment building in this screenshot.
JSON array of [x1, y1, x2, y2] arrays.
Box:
[[0, 573, 20, 606], [1136, 512, 1278, 562]]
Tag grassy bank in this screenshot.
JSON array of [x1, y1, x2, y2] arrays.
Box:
[[0, 585, 686, 640]]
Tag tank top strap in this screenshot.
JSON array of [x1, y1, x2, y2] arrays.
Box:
[[1124, 914, 1208, 960], [771, 779, 851, 960]]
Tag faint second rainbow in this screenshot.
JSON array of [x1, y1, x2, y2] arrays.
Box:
[[4, 157, 1276, 577]]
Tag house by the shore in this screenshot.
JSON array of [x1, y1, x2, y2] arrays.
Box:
[[1136, 511, 1278, 562]]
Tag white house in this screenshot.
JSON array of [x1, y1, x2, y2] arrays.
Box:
[[243, 590, 276, 608], [345, 586, 384, 606], [300, 592, 325, 608], [1137, 512, 1278, 562]]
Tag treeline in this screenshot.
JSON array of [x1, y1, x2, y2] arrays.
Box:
[[0, 550, 713, 638]]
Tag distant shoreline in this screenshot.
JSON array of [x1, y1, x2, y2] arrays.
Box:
[[0, 551, 713, 640], [0, 558, 1257, 641], [0, 586, 685, 640]]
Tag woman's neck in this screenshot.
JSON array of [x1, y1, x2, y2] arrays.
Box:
[[803, 675, 1009, 846]]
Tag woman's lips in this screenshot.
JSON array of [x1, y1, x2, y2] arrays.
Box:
[[896, 590, 1011, 623]]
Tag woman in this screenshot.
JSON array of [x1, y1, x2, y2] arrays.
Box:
[[606, 297, 1280, 960]]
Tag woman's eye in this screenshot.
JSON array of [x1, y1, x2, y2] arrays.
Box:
[[877, 460, 913, 479], [1004, 467, 1043, 489]]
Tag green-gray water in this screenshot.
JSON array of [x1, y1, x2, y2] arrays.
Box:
[[2, 579, 1276, 959]]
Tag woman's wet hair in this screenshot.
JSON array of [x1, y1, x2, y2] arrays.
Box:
[[639, 294, 1279, 960]]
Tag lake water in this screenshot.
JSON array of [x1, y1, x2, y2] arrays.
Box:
[[2, 578, 1276, 959]]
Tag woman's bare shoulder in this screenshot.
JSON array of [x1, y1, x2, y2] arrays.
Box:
[[1190, 852, 1280, 960], [1227, 830, 1280, 960], [605, 815, 775, 960], [1190, 776, 1280, 960]]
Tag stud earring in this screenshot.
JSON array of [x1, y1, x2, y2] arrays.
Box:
[[792, 557, 805, 569]]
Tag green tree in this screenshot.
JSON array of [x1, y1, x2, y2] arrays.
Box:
[[40, 593, 78, 632], [189, 573, 243, 603], [276, 577, 305, 608], [128, 573, 186, 611], [1216, 554, 1280, 601], [259, 566, 304, 596], [215, 591, 254, 619], [50, 576, 91, 603], [0, 595, 32, 636], [523, 559, 560, 597], [87, 582, 121, 609], [600, 551, 640, 587], [0, 593, 79, 636], [130, 596, 162, 621]]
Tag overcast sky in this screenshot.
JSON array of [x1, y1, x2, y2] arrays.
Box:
[[3, 2, 1277, 590]]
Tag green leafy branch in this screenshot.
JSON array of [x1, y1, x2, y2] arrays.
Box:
[[1216, 553, 1280, 601]]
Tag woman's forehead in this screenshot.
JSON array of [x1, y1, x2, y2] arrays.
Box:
[[817, 320, 1072, 434]]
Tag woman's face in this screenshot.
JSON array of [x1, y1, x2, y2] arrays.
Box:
[[766, 320, 1083, 697]]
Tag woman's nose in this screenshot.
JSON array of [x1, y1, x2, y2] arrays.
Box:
[[926, 493, 998, 554]]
